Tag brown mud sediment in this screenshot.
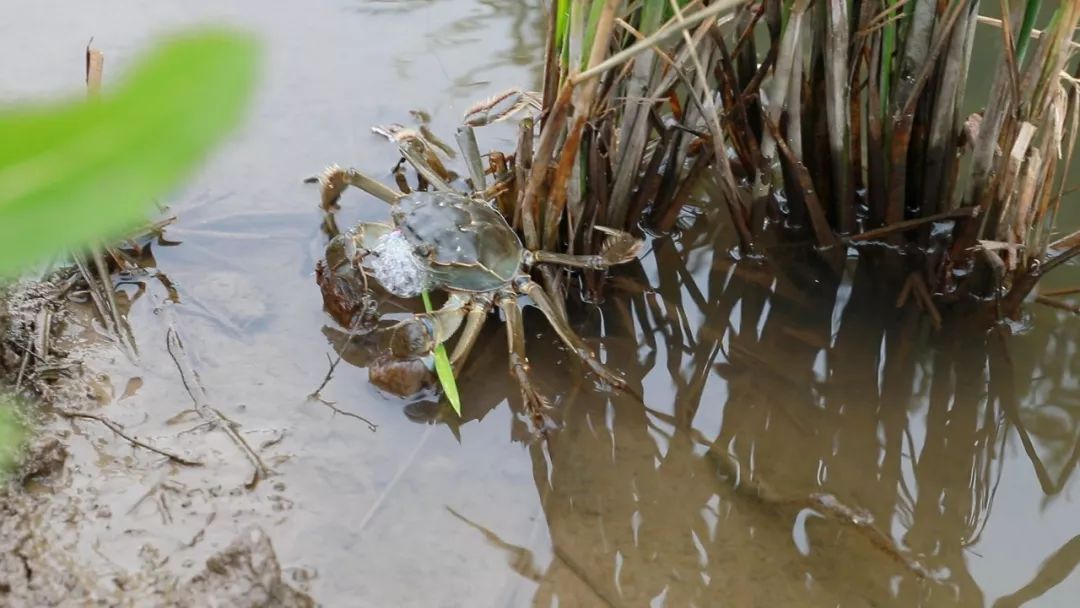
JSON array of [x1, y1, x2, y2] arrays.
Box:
[[0, 276, 313, 606]]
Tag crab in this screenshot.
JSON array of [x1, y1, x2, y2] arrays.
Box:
[[314, 165, 643, 423]]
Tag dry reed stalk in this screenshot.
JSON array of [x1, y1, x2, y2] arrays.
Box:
[[443, 0, 1080, 322]]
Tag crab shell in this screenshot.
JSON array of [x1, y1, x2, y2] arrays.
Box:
[[391, 191, 524, 292]]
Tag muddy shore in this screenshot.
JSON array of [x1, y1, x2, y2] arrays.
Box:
[[0, 278, 313, 607]]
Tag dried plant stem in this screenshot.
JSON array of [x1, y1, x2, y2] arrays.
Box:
[[572, 0, 746, 85], [56, 409, 203, 467]]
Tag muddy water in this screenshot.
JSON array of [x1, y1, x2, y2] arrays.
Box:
[[3, 1, 1080, 606]]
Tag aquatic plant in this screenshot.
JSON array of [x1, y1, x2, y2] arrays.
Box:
[[486, 0, 1080, 320]]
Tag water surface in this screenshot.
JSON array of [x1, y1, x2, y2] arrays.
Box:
[[1, 1, 1079, 606]]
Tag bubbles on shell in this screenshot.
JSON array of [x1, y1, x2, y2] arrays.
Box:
[[368, 230, 430, 298]]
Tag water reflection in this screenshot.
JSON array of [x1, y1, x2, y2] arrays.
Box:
[[348, 0, 545, 92], [377, 215, 1080, 606], [313, 5, 1080, 602]]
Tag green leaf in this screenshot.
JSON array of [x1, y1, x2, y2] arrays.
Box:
[[421, 290, 462, 416], [1015, 0, 1043, 63], [880, 0, 898, 117], [0, 29, 259, 276], [581, 0, 607, 70], [556, 0, 571, 59], [0, 400, 26, 475]]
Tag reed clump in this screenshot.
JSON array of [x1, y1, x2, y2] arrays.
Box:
[[472, 0, 1080, 320]]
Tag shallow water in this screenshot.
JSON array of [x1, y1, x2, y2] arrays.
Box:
[[3, 1, 1080, 606]]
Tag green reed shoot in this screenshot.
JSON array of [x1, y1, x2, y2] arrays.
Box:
[[422, 290, 461, 416]]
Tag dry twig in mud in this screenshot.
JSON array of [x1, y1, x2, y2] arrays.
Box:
[[10, 337, 47, 390], [306, 352, 378, 432], [164, 323, 271, 488], [55, 409, 203, 467]]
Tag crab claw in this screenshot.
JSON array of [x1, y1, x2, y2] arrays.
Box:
[[369, 354, 436, 397], [318, 164, 351, 210], [315, 240, 378, 330], [382, 295, 470, 359], [387, 318, 437, 359], [594, 226, 645, 266]]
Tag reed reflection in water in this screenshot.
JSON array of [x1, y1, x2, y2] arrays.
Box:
[[425, 217, 1080, 607]]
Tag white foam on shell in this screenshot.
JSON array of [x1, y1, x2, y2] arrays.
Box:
[[368, 230, 430, 298]]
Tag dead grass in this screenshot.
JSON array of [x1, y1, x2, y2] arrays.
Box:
[[458, 0, 1080, 320]]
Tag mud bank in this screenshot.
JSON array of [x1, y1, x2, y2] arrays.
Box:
[[0, 279, 313, 607]]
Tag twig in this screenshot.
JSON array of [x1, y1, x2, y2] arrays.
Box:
[[308, 352, 342, 399], [307, 352, 378, 432], [846, 206, 979, 243], [14, 349, 30, 391], [9, 317, 55, 390], [310, 396, 378, 432], [1035, 295, 1080, 314], [572, 0, 746, 84], [92, 244, 137, 360], [976, 15, 1080, 51], [55, 409, 203, 466], [1040, 244, 1080, 277], [1040, 286, 1080, 297], [165, 324, 270, 487]]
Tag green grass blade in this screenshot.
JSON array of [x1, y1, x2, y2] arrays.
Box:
[[1015, 0, 1043, 63], [557, 0, 571, 70], [881, 0, 898, 117], [581, 0, 607, 71], [421, 291, 461, 416], [0, 29, 259, 276], [0, 401, 25, 475]]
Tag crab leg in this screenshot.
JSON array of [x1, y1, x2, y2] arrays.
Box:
[[528, 226, 643, 269], [496, 290, 550, 425], [317, 165, 403, 209], [449, 295, 492, 374], [386, 293, 470, 358], [514, 278, 628, 391]]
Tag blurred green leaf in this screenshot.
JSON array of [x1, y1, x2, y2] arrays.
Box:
[[422, 290, 462, 416], [0, 401, 26, 473], [0, 29, 259, 276]]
